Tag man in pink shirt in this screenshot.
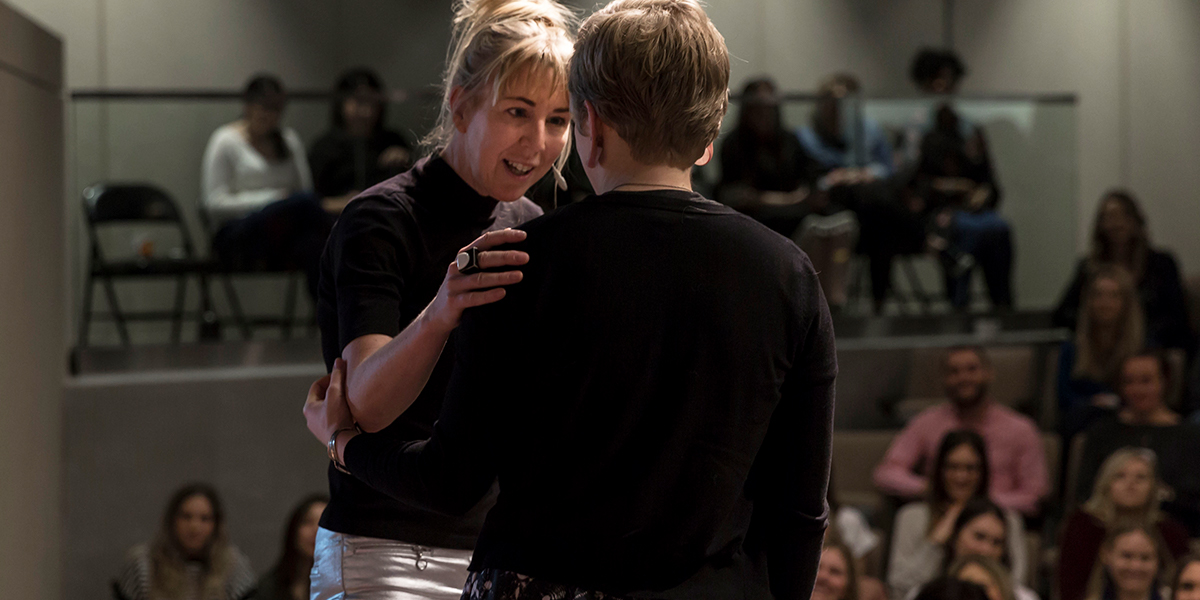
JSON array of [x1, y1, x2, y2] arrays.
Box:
[[873, 346, 1048, 515]]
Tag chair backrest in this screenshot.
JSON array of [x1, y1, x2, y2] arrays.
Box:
[[84, 184, 184, 224], [82, 184, 196, 257]]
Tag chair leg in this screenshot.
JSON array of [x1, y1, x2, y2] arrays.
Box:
[[78, 272, 95, 348], [100, 274, 130, 345], [170, 274, 186, 344], [220, 273, 252, 340], [281, 272, 299, 340], [900, 258, 930, 313]]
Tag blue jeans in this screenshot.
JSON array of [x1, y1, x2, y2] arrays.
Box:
[[944, 210, 1013, 309]]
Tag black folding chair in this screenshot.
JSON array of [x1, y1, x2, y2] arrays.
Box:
[[78, 183, 218, 347]]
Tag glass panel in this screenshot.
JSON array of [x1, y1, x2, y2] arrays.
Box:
[[703, 95, 1077, 311]]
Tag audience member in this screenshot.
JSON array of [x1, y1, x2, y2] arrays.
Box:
[[912, 576, 991, 600], [1076, 352, 1200, 534], [202, 74, 329, 299], [904, 48, 1011, 311], [249, 494, 328, 600], [1083, 524, 1173, 600], [1057, 266, 1146, 440], [1173, 554, 1200, 600], [887, 435, 1028, 600], [910, 123, 1011, 311], [1053, 190, 1192, 350], [308, 68, 412, 211], [716, 77, 818, 211], [799, 73, 921, 313], [815, 541, 863, 600], [116, 484, 255, 600], [1058, 449, 1190, 600], [874, 346, 1048, 515], [949, 555, 1029, 600]]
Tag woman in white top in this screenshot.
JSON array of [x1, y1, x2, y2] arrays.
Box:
[[202, 74, 328, 298], [888, 430, 1027, 600]]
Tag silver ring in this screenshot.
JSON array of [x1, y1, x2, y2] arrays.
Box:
[[456, 247, 481, 275]]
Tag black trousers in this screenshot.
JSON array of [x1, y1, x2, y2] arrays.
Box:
[[212, 192, 333, 299]]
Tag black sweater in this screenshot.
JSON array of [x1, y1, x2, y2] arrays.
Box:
[[345, 189, 837, 598]]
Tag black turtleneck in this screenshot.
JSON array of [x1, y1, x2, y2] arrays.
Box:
[[315, 155, 541, 546]]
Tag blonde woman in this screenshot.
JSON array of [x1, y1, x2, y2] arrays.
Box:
[[116, 484, 254, 600], [1083, 524, 1173, 600], [949, 555, 1019, 600], [309, 0, 575, 597], [1057, 265, 1146, 439], [814, 541, 862, 600], [1058, 449, 1190, 600]]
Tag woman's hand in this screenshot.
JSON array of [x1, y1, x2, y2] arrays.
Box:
[[424, 228, 529, 334], [929, 501, 965, 545], [305, 359, 357, 459]]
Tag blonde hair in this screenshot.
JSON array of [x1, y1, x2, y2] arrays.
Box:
[[949, 555, 1017, 600], [570, 0, 730, 169], [150, 485, 234, 600], [1081, 447, 1165, 526], [1073, 265, 1144, 383], [426, 0, 576, 176], [1084, 523, 1173, 600]]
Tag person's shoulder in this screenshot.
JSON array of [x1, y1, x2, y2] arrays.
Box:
[[207, 122, 243, 149], [990, 403, 1040, 432], [909, 402, 955, 427], [1146, 248, 1182, 272], [281, 126, 305, 145], [895, 501, 933, 523]]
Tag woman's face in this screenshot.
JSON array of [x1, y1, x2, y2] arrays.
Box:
[[956, 563, 1003, 600], [452, 68, 569, 203], [1100, 198, 1138, 248], [1174, 561, 1200, 600], [295, 501, 326, 559], [245, 94, 285, 139], [943, 443, 984, 503], [1109, 457, 1154, 511], [953, 513, 1006, 561], [1104, 530, 1159, 596], [1088, 276, 1125, 326], [1120, 357, 1165, 416], [812, 547, 850, 600], [342, 85, 383, 136], [174, 494, 216, 557]]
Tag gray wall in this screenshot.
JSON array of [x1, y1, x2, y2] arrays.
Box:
[[64, 367, 328, 600], [0, 2, 64, 598]]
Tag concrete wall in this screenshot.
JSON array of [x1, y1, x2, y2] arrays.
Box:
[[64, 367, 328, 600], [0, 3, 64, 598]]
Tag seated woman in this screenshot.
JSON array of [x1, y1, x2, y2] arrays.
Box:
[[716, 76, 853, 309], [116, 484, 255, 600], [911, 120, 1011, 311], [814, 541, 865, 600], [1057, 266, 1146, 440], [1076, 352, 1200, 533], [914, 577, 991, 600], [1054, 190, 1192, 350], [308, 68, 412, 211], [888, 431, 1027, 600], [202, 74, 328, 299], [1058, 449, 1190, 600], [950, 555, 1032, 600], [1174, 554, 1200, 600], [1083, 524, 1173, 600], [249, 495, 327, 600]]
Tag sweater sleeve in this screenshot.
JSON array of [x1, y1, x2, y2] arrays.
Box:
[[887, 504, 943, 600], [873, 422, 930, 499], [284, 128, 313, 193], [745, 260, 837, 600], [201, 127, 287, 223], [342, 292, 509, 516]]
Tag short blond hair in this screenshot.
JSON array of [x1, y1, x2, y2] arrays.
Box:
[[569, 0, 730, 169], [426, 0, 576, 155]]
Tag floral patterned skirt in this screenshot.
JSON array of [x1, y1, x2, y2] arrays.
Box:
[[462, 569, 630, 600]]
